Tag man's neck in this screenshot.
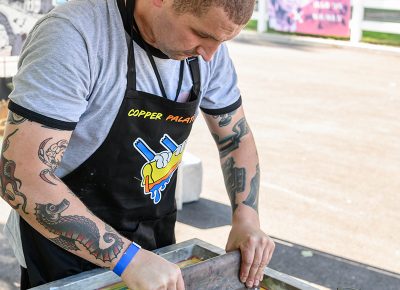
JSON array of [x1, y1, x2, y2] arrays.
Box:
[[133, 0, 157, 48]]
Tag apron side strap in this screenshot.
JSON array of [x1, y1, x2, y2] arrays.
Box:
[[186, 57, 201, 96]]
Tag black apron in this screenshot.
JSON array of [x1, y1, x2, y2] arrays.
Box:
[[19, 0, 201, 286]]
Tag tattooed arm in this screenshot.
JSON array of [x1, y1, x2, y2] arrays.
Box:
[[0, 112, 183, 289], [204, 106, 275, 289], [1, 112, 130, 268], [205, 107, 260, 218]]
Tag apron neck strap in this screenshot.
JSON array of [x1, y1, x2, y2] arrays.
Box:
[[117, 0, 133, 37], [118, 0, 200, 99]]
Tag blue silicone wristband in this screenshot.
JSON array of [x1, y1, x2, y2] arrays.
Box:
[[113, 242, 141, 276]]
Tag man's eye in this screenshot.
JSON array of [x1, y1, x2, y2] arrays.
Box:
[[198, 33, 209, 39]]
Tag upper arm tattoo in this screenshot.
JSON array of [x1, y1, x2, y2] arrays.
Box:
[[35, 199, 124, 263], [212, 109, 237, 127], [213, 118, 249, 158], [222, 157, 246, 213], [7, 112, 27, 125], [38, 138, 68, 185], [0, 129, 28, 214], [242, 165, 260, 212]]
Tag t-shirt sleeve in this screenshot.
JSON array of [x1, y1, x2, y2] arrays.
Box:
[[8, 15, 90, 130], [200, 43, 241, 115]]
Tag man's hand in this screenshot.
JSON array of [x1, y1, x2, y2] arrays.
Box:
[[225, 222, 275, 288], [121, 248, 185, 290]]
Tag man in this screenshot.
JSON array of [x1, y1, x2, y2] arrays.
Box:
[[1, 0, 275, 289]]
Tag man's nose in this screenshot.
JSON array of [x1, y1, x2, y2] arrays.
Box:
[[196, 43, 220, 62]]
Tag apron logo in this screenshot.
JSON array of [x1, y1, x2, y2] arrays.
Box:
[[133, 134, 186, 204]]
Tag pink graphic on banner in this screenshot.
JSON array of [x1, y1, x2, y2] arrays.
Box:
[[268, 0, 351, 37]]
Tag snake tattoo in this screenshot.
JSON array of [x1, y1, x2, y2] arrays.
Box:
[[35, 199, 124, 262], [0, 129, 28, 214]]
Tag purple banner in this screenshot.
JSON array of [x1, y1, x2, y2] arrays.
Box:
[[268, 0, 351, 37]]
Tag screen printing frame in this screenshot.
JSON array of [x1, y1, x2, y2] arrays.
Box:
[[29, 238, 317, 290], [29, 239, 223, 290]]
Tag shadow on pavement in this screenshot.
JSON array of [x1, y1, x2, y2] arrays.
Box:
[[0, 224, 20, 290], [177, 198, 232, 229]]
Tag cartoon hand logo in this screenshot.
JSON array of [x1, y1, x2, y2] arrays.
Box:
[[153, 152, 172, 168], [134, 135, 186, 204]]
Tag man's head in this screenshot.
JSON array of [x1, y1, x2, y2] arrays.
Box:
[[137, 0, 255, 61]]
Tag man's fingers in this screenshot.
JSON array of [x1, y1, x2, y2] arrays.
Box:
[[266, 238, 275, 265], [239, 243, 256, 284], [245, 246, 264, 287], [255, 245, 269, 283], [176, 271, 185, 290], [255, 238, 275, 282]]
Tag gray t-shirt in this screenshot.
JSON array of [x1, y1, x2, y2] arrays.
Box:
[[5, 0, 241, 267]]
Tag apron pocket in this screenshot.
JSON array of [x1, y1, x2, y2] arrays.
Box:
[[118, 209, 177, 250]]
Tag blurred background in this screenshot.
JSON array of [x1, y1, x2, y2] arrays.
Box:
[[0, 0, 399, 289]]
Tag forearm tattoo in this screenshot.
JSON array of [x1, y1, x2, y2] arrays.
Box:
[[243, 165, 260, 212], [212, 118, 249, 158], [7, 112, 27, 125], [35, 199, 124, 262], [212, 109, 237, 127], [222, 157, 246, 213], [105, 223, 119, 235], [38, 138, 68, 185], [0, 129, 28, 213]]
